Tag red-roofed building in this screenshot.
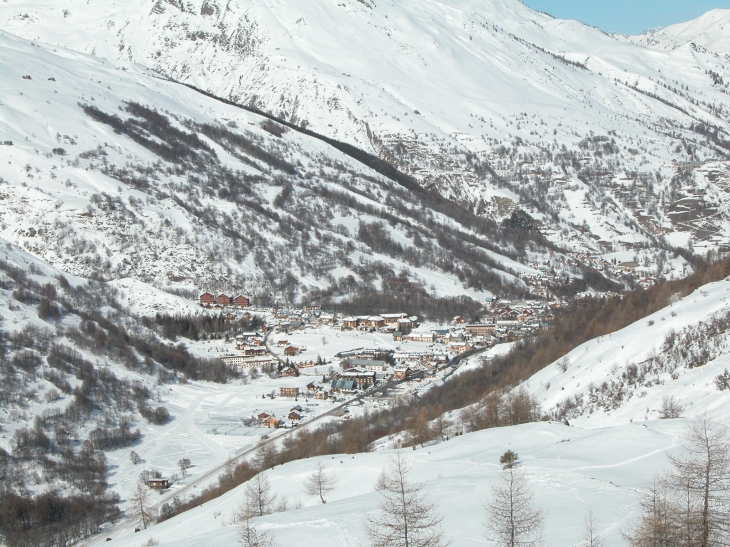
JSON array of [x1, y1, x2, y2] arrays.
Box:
[[234, 295, 251, 307]]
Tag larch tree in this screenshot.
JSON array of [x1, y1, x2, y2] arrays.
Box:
[[237, 512, 278, 547], [130, 481, 154, 530], [485, 466, 545, 547], [667, 415, 730, 547], [245, 472, 278, 517], [365, 451, 450, 547], [626, 415, 730, 547], [303, 461, 337, 504], [580, 508, 604, 547]]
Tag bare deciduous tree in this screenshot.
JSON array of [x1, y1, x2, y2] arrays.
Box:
[[485, 466, 545, 547], [130, 450, 141, 465], [178, 457, 192, 478], [303, 461, 337, 504], [130, 481, 154, 530], [365, 451, 450, 547], [626, 415, 730, 547], [433, 409, 451, 441], [245, 472, 278, 517], [667, 415, 730, 546], [580, 508, 604, 547], [237, 512, 278, 547]]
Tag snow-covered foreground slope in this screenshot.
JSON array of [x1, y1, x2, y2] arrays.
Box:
[[0, 29, 536, 301], [97, 419, 694, 547], [525, 276, 730, 427], [5, 0, 730, 252]]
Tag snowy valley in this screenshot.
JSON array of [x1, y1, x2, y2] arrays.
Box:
[[2, 2, 730, 547]]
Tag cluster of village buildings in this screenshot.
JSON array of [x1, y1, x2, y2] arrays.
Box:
[[521, 255, 673, 296], [199, 292, 251, 309], [211, 297, 569, 410]]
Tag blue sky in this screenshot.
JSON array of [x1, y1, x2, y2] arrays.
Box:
[[520, 0, 730, 35]]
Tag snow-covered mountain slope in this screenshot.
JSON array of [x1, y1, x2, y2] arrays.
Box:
[[523, 275, 730, 426], [629, 9, 730, 53], [88, 419, 706, 547], [0, 236, 236, 514], [5, 0, 730, 252], [0, 30, 543, 302]]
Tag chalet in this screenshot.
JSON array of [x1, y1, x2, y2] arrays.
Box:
[[242, 355, 276, 367], [433, 329, 451, 343], [262, 416, 280, 428], [234, 295, 251, 307], [200, 292, 215, 306], [398, 317, 416, 329], [219, 354, 247, 367], [331, 379, 357, 393], [280, 387, 299, 397], [281, 367, 299, 377], [393, 332, 404, 342], [343, 317, 358, 329], [345, 358, 387, 372], [148, 478, 170, 490], [284, 346, 301, 356], [465, 323, 496, 337], [449, 342, 473, 353], [288, 412, 302, 422], [305, 304, 322, 312], [394, 366, 413, 380], [517, 311, 534, 323], [453, 316, 466, 324], [407, 331, 435, 343], [420, 353, 437, 364], [243, 347, 267, 356], [394, 351, 426, 363], [290, 405, 304, 413], [360, 316, 385, 330], [306, 382, 318, 392], [341, 370, 376, 389], [278, 339, 289, 346], [320, 313, 335, 324], [381, 313, 408, 327], [257, 413, 271, 421], [315, 390, 329, 400], [497, 309, 519, 321], [217, 294, 232, 307]]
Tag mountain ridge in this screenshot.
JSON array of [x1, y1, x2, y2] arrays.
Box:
[[4, 0, 730, 255]]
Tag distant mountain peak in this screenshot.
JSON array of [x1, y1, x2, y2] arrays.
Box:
[[629, 8, 730, 53]]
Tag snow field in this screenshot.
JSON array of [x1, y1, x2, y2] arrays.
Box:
[[98, 419, 693, 547]]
